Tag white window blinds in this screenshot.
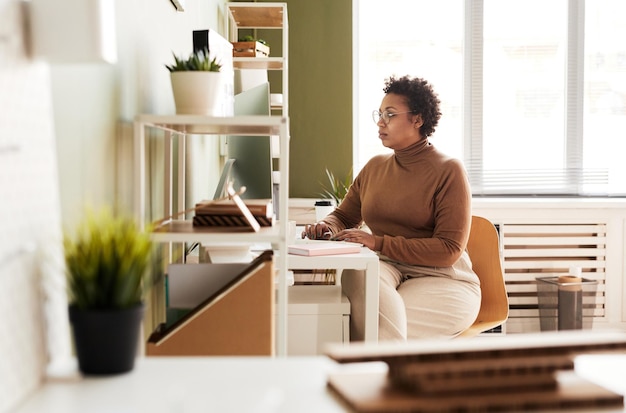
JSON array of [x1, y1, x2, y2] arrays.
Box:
[[355, 0, 626, 196]]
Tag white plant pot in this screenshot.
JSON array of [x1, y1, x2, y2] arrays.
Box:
[[170, 71, 224, 115]]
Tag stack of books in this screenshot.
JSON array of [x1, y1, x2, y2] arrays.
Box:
[[193, 198, 273, 230]]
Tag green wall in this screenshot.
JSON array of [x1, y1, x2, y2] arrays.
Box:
[[251, 0, 353, 198]]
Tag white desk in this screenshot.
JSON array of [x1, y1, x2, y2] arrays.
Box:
[[14, 357, 352, 413], [13, 355, 626, 413], [288, 247, 380, 342]]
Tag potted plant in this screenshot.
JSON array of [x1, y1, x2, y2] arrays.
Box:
[[64, 208, 155, 375], [318, 167, 353, 207], [165, 47, 225, 115], [302, 168, 353, 285], [232, 35, 270, 58]]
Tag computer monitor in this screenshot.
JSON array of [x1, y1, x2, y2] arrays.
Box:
[[226, 82, 273, 201]]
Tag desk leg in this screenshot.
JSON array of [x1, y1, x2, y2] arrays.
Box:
[[363, 260, 379, 342]]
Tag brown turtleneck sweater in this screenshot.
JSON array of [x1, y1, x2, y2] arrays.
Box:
[[323, 139, 472, 267]]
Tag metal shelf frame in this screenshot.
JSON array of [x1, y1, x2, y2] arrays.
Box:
[[133, 114, 290, 356]]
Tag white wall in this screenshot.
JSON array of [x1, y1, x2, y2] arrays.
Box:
[[50, 0, 225, 230], [0, 1, 225, 411]]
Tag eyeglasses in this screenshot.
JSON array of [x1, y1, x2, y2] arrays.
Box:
[[372, 110, 413, 125]]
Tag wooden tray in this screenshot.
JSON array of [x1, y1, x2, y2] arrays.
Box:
[[232, 41, 270, 58]]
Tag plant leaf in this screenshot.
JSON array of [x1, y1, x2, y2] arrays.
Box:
[[165, 48, 222, 72], [64, 208, 155, 310], [318, 168, 353, 206]]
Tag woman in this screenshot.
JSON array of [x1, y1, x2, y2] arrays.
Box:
[[303, 75, 481, 341]]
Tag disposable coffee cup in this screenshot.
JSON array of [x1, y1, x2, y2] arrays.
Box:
[[315, 200, 334, 222]]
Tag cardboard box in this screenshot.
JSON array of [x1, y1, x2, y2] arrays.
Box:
[[146, 251, 274, 356]]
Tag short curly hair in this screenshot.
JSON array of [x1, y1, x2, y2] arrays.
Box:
[[383, 75, 442, 138]]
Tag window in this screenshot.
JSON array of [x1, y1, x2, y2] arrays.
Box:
[[354, 0, 626, 196]]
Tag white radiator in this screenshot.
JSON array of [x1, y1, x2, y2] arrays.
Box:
[[496, 222, 607, 333], [472, 199, 626, 333]]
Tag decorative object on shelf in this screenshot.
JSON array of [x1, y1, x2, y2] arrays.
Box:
[[165, 47, 225, 115], [194, 197, 273, 228], [326, 330, 626, 412], [64, 208, 155, 375], [232, 35, 270, 57], [188, 183, 266, 232]]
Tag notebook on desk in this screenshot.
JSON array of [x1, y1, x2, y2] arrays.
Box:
[[288, 241, 362, 257]]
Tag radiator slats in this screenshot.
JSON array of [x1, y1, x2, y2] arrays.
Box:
[[498, 222, 607, 330], [505, 248, 606, 258], [504, 272, 606, 282], [504, 236, 606, 245], [504, 224, 606, 234], [505, 283, 606, 293], [505, 261, 606, 270], [509, 296, 605, 306], [509, 308, 604, 318]]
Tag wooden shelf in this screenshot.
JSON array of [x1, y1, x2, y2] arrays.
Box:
[[135, 114, 288, 136], [151, 220, 281, 244], [227, 4, 285, 28], [233, 57, 284, 70], [227, 2, 289, 115]]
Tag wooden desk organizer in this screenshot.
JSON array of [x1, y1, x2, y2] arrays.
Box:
[[146, 251, 274, 356], [231, 41, 270, 57], [326, 330, 626, 412]]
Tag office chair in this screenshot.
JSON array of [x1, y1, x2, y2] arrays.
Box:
[[457, 215, 509, 337]]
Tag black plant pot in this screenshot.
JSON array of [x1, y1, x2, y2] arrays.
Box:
[[69, 303, 145, 375]]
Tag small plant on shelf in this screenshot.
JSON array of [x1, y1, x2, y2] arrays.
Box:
[[232, 35, 270, 58], [238, 34, 269, 46], [165, 47, 224, 115], [165, 47, 222, 72]]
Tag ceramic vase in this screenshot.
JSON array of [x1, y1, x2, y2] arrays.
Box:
[[170, 71, 224, 115]]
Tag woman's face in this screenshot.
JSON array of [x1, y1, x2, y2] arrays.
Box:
[[376, 93, 423, 150]]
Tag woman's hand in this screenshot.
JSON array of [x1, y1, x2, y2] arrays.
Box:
[[332, 228, 375, 250], [302, 222, 333, 240]]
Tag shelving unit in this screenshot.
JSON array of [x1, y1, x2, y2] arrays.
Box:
[[132, 3, 291, 356], [226, 2, 288, 114], [133, 114, 290, 356]]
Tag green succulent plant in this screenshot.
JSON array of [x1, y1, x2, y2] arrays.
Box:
[[64, 208, 156, 310], [165, 47, 222, 72], [239, 35, 269, 46]]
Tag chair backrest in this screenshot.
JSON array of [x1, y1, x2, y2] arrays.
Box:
[[457, 216, 509, 337]]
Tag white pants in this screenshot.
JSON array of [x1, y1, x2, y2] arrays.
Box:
[[341, 251, 481, 341]]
